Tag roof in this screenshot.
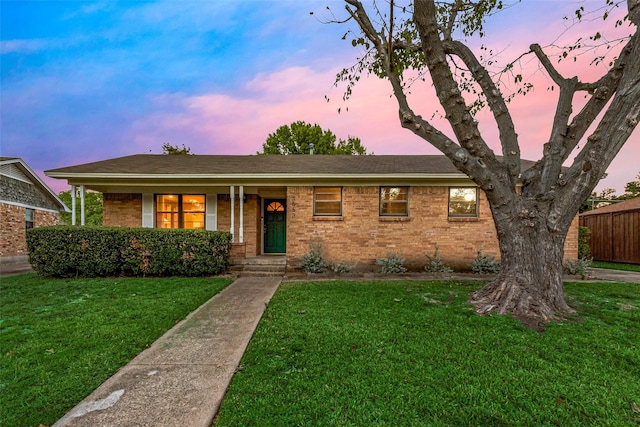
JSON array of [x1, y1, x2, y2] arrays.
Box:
[[47, 154, 475, 175], [580, 197, 640, 216], [0, 157, 70, 212], [45, 154, 536, 192]]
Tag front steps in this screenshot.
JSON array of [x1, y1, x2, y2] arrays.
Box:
[[229, 256, 287, 277]]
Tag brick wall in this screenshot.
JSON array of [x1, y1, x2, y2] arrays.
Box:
[[217, 194, 261, 256], [103, 194, 142, 227], [0, 202, 59, 257], [286, 186, 579, 270]]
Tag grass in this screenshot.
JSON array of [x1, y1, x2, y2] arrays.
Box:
[[591, 261, 640, 272], [0, 273, 233, 427], [215, 280, 640, 426]]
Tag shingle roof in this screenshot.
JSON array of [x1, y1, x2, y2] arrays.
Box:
[[46, 154, 534, 176], [580, 197, 640, 216]]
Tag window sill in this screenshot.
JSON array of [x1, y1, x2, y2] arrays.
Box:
[[379, 217, 411, 222], [313, 216, 344, 221], [448, 216, 480, 222]]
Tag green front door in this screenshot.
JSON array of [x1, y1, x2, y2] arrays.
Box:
[[264, 200, 286, 253]]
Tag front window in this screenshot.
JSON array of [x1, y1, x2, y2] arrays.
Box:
[[156, 195, 205, 229], [448, 187, 478, 217], [380, 186, 409, 216], [25, 209, 35, 229], [314, 187, 342, 216]]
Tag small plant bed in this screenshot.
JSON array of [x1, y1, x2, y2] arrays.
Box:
[[0, 274, 233, 427], [591, 261, 640, 273], [215, 280, 640, 426]]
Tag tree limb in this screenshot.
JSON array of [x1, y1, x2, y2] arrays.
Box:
[[444, 39, 520, 185], [413, 0, 507, 192]]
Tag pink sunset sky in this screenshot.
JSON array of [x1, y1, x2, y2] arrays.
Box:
[[1, 0, 638, 194]]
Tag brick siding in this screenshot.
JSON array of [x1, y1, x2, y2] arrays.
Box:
[[103, 193, 142, 227], [286, 186, 579, 270], [0, 202, 59, 257]]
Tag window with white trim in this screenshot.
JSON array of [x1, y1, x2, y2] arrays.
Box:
[[448, 187, 478, 217], [380, 186, 409, 216], [155, 195, 205, 229], [313, 187, 342, 216]]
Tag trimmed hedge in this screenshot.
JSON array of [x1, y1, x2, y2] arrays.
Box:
[[26, 226, 232, 278]]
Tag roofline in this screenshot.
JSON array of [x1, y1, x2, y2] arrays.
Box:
[[45, 172, 468, 180], [1, 158, 70, 212]]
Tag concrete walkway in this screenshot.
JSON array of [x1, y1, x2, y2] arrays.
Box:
[[53, 277, 282, 427], [588, 267, 640, 283]]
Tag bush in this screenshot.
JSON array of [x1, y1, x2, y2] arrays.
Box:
[[578, 226, 591, 259], [469, 250, 500, 274], [377, 252, 407, 274], [424, 245, 453, 273], [300, 241, 328, 274], [565, 257, 593, 280], [331, 260, 354, 274], [26, 226, 232, 278]]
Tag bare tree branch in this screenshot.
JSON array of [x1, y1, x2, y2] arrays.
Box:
[[444, 39, 520, 185], [413, 0, 506, 191]]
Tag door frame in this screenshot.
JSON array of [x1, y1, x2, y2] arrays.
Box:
[[263, 198, 287, 254]]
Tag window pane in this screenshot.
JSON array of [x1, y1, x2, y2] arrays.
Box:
[[183, 195, 205, 213], [314, 187, 342, 215], [449, 187, 478, 216], [25, 209, 35, 229], [157, 213, 179, 228], [156, 195, 179, 213], [380, 187, 408, 216], [183, 213, 205, 229]]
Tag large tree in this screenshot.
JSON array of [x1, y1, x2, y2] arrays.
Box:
[[259, 121, 367, 154], [339, 0, 640, 323]]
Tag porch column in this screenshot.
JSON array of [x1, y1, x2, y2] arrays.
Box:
[[239, 185, 244, 243], [230, 185, 235, 242], [71, 185, 77, 226], [80, 185, 86, 226]]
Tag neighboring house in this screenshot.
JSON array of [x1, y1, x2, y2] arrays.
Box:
[[0, 157, 69, 261], [580, 197, 640, 265], [46, 154, 579, 270]]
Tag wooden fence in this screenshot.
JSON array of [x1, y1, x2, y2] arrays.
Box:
[[579, 208, 640, 264]]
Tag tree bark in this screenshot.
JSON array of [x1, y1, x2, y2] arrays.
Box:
[[468, 199, 573, 323]]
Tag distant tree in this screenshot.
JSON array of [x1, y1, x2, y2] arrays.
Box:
[[580, 173, 640, 212], [162, 143, 192, 155], [580, 188, 618, 213], [622, 173, 640, 198], [58, 190, 103, 225], [259, 121, 367, 155]]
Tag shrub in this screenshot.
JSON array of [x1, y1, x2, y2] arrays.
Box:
[[469, 250, 500, 274], [424, 245, 453, 273], [300, 241, 328, 274], [578, 226, 591, 259], [331, 260, 354, 274], [377, 252, 407, 274], [565, 257, 593, 280], [26, 226, 232, 278]]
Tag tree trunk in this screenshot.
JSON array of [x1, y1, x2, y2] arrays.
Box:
[[468, 212, 573, 324]]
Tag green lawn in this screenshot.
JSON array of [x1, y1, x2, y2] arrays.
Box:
[[591, 261, 640, 272], [0, 273, 233, 427], [215, 280, 640, 426]]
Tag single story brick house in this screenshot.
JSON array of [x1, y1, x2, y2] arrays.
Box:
[[46, 154, 578, 270], [1, 157, 69, 262]]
